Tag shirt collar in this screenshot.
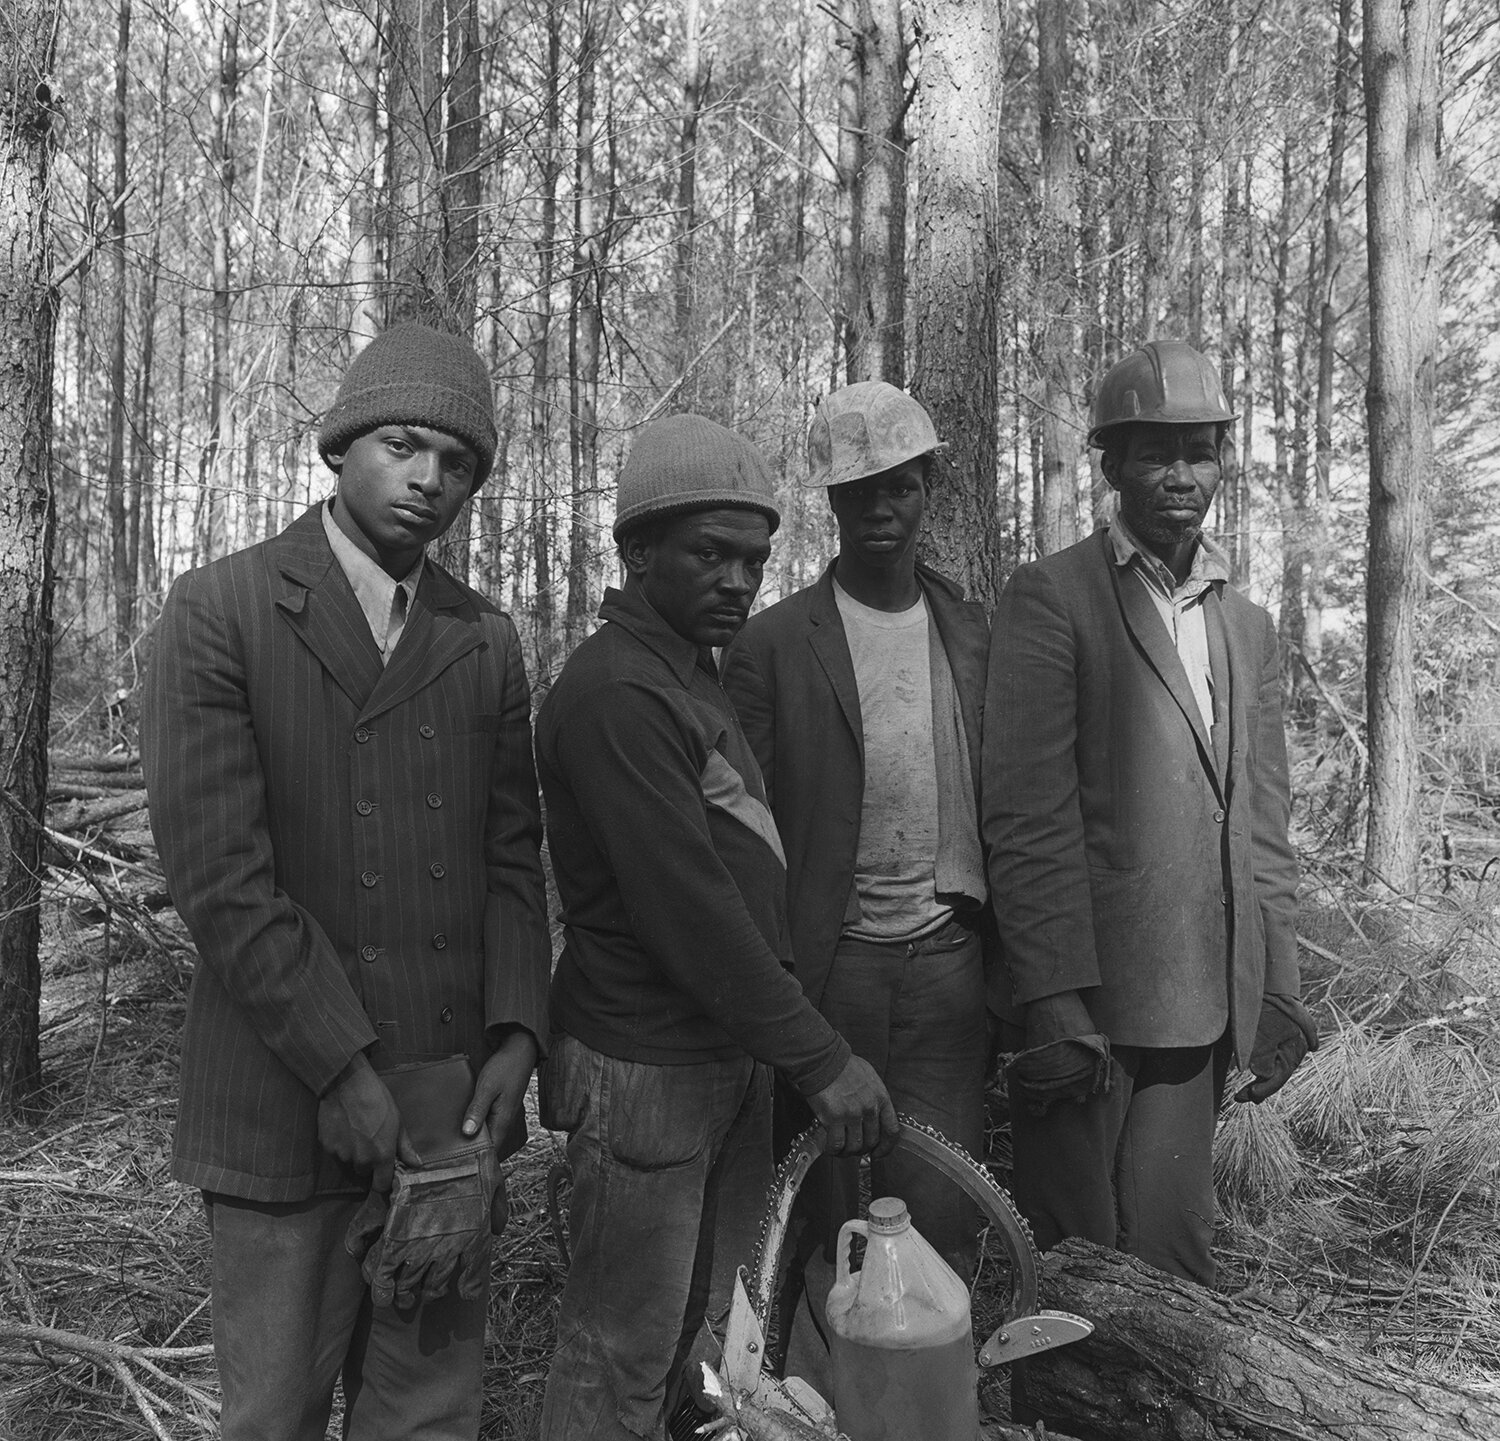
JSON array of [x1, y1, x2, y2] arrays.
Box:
[[1108, 513, 1230, 596], [597, 582, 719, 687], [322, 497, 425, 617]]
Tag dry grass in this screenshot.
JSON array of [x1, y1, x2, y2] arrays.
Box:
[[1214, 881, 1500, 1392], [8, 862, 1500, 1437]]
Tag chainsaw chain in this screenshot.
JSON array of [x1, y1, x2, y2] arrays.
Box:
[[747, 1114, 1040, 1360]]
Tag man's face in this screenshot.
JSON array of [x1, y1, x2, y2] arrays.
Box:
[[1103, 422, 1221, 552], [328, 424, 477, 578], [827, 458, 928, 572], [625, 508, 772, 647]]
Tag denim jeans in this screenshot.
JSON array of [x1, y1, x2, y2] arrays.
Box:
[[205, 1191, 487, 1441], [538, 1035, 772, 1440]]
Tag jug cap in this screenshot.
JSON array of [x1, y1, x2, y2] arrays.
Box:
[[867, 1197, 911, 1234]]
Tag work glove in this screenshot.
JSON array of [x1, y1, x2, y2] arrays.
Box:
[[346, 1145, 506, 1309], [1233, 993, 1319, 1103], [1005, 1033, 1112, 1115]]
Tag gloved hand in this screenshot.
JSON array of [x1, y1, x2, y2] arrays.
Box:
[[346, 1145, 501, 1309], [1005, 1033, 1112, 1115], [1233, 993, 1319, 1103]]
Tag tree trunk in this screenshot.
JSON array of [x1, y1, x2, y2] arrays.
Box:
[[528, 1, 563, 682], [196, 3, 238, 567], [1217, 148, 1248, 584], [106, 0, 132, 654], [909, 0, 1005, 609], [1305, 0, 1355, 711], [1362, 0, 1441, 891], [0, 0, 61, 1117], [1035, 0, 1081, 556], [847, 0, 907, 385], [834, 0, 861, 384], [1018, 1241, 1500, 1441], [673, 0, 710, 387], [566, 0, 609, 652]]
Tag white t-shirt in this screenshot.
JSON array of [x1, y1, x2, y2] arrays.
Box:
[[834, 582, 952, 943]]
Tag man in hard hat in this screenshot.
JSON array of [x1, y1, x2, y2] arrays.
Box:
[[535, 412, 898, 1441], [723, 382, 993, 1295], [141, 324, 551, 1439], [983, 339, 1316, 1286]]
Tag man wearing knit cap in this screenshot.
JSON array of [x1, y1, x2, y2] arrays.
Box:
[[536, 411, 897, 1440], [143, 322, 551, 1440], [721, 382, 993, 1376]]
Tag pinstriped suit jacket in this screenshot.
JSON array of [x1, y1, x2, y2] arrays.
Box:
[[142, 504, 550, 1202]]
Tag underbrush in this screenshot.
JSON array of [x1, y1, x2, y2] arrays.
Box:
[[4, 864, 1500, 1436]]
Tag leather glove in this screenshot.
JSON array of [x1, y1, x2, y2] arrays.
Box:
[[1005, 1032, 1111, 1115], [1234, 993, 1319, 1103], [348, 1145, 502, 1309]]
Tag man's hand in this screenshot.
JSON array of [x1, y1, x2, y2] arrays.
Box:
[[317, 1053, 404, 1191], [462, 1029, 539, 1162], [807, 1055, 900, 1160], [1024, 989, 1094, 1049]]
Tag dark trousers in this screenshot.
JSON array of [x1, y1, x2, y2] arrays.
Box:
[[1007, 1033, 1231, 1285], [816, 919, 988, 1277], [205, 1191, 487, 1441]]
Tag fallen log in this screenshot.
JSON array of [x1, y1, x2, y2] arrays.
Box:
[[1018, 1240, 1500, 1440]]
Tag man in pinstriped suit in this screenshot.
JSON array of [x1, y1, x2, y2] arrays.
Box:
[[142, 325, 551, 1439]]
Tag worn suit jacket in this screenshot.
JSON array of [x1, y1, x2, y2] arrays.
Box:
[[981, 528, 1299, 1064], [722, 561, 993, 1010], [142, 504, 551, 1202]]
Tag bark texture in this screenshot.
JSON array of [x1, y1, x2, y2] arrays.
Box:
[[0, 0, 60, 1115], [1362, 0, 1441, 891], [909, 0, 1005, 609], [1020, 1241, 1500, 1441]]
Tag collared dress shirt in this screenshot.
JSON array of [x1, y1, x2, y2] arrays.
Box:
[[1108, 514, 1232, 736], [322, 499, 423, 665]]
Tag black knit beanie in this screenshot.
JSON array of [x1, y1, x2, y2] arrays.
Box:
[[317, 323, 498, 489]]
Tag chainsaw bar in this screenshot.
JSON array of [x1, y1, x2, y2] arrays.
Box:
[[746, 1116, 1042, 1355]]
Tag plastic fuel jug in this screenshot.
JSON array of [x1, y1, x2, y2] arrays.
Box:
[[824, 1195, 979, 1441]]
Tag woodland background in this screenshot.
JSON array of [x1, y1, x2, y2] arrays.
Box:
[[2, 0, 1500, 1434]]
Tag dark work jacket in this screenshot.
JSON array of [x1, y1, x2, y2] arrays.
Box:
[[142, 504, 551, 1201], [981, 528, 1300, 1063], [721, 561, 995, 1012], [535, 584, 849, 1096]]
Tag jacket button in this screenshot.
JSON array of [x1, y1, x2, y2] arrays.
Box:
[[355, 799, 373, 816], [429, 862, 446, 879], [440, 1006, 454, 1023], [426, 792, 443, 809], [1212, 808, 1226, 824], [420, 724, 436, 739], [354, 727, 371, 744], [432, 933, 447, 950], [360, 945, 379, 963], [361, 870, 379, 888]]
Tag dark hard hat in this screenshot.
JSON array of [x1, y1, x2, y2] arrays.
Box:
[[1088, 340, 1236, 449]]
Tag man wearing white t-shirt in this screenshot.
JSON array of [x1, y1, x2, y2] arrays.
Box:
[[722, 383, 993, 1308]]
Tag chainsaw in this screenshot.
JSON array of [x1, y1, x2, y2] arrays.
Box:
[[691, 1115, 1092, 1439]]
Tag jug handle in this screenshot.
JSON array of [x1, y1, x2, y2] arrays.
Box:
[[833, 1217, 869, 1291]]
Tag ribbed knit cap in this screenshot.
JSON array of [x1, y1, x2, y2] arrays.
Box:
[[318, 323, 498, 489], [612, 413, 781, 540]]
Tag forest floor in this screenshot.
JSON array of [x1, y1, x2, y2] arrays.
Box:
[[3, 751, 1500, 1438]]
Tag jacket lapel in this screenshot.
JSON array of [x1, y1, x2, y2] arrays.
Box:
[[361, 564, 482, 723], [1108, 542, 1223, 799], [1207, 588, 1244, 797], [922, 568, 988, 793], [807, 567, 864, 761], [272, 506, 384, 709]]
